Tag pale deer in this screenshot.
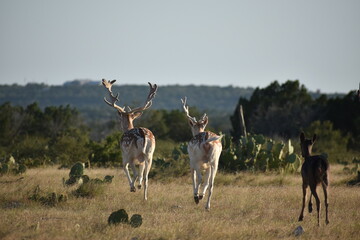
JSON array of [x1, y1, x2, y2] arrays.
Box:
[[102, 79, 158, 200], [298, 132, 329, 226], [181, 97, 222, 210]]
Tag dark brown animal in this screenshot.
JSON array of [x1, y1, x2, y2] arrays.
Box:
[[298, 132, 329, 226]]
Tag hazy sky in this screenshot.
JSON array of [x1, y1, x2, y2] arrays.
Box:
[[0, 0, 359, 93]]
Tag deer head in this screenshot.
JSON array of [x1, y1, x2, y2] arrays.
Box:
[[300, 132, 316, 157], [102, 78, 158, 131], [181, 97, 208, 136]]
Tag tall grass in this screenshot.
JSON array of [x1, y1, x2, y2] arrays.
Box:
[[0, 166, 359, 239]]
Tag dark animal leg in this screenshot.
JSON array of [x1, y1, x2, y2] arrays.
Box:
[[322, 181, 329, 225], [310, 184, 321, 226], [298, 184, 307, 221], [308, 193, 313, 213]]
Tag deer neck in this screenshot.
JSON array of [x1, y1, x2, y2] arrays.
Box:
[[191, 128, 205, 137], [119, 115, 135, 132]]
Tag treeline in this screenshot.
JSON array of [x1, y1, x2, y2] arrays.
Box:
[[0, 80, 359, 169], [231, 80, 360, 160]]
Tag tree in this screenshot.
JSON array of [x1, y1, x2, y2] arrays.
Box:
[[231, 80, 320, 140]]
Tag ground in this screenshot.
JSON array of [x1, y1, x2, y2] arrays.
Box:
[[0, 165, 359, 240]]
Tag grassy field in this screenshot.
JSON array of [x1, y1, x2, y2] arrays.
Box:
[[0, 165, 359, 240]]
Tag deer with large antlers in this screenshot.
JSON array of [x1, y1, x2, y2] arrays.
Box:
[[102, 79, 158, 200], [298, 132, 330, 226], [181, 97, 223, 210]]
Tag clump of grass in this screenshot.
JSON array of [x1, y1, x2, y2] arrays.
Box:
[[72, 181, 105, 198], [28, 185, 67, 206]]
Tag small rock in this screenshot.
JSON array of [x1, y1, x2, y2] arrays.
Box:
[[293, 225, 304, 237]]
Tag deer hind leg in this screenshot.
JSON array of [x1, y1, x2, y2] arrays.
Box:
[[322, 180, 329, 225], [143, 158, 152, 200], [310, 184, 321, 226], [123, 162, 136, 192], [129, 162, 138, 192], [308, 193, 313, 213], [137, 163, 145, 189], [200, 167, 211, 200], [298, 183, 308, 221], [205, 164, 217, 210]]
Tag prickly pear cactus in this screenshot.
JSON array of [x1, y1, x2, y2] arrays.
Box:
[[0, 163, 9, 175], [130, 214, 143, 228], [69, 162, 84, 178], [58, 193, 68, 202], [103, 175, 114, 183], [81, 175, 90, 184], [108, 209, 129, 225], [17, 164, 27, 174], [65, 176, 78, 186]]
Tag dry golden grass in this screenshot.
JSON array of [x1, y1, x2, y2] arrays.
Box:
[[0, 165, 359, 240]]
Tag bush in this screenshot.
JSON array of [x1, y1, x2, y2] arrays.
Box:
[[303, 120, 350, 163]]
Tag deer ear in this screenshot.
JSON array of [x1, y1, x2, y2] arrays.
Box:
[[203, 116, 208, 126], [300, 132, 305, 142], [312, 134, 317, 143]]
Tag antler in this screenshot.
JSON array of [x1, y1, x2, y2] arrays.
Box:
[[181, 97, 197, 123], [126, 82, 158, 113], [102, 78, 125, 112]]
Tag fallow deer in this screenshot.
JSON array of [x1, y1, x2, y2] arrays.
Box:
[[181, 97, 223, 210], [102, 79, 158, 200], [298, 132, 329, 226]]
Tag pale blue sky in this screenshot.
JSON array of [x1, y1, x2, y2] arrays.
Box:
[[0, 0, 359, 93]]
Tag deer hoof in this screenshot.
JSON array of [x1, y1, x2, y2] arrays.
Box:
[[298, 216, 303, 222], [199, 195, 203, 200], [194, 196, 199, 204], [137, 184, 142, 189], [130, 186, 136, 192], [326, 220, 329, 225]]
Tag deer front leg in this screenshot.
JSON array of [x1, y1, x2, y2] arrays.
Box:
[[201, 167, 212, 200], [191, 168, 199, 204], [129, 161, 139, 190], [298, 184, 307, 221], [322, 181, 329, 225], [123, 162, 136, 192], [194, 167, 202, 204]]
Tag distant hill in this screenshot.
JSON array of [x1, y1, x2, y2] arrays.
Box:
[[0, 80, 345, 123], [0, 80, 254, 122]]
